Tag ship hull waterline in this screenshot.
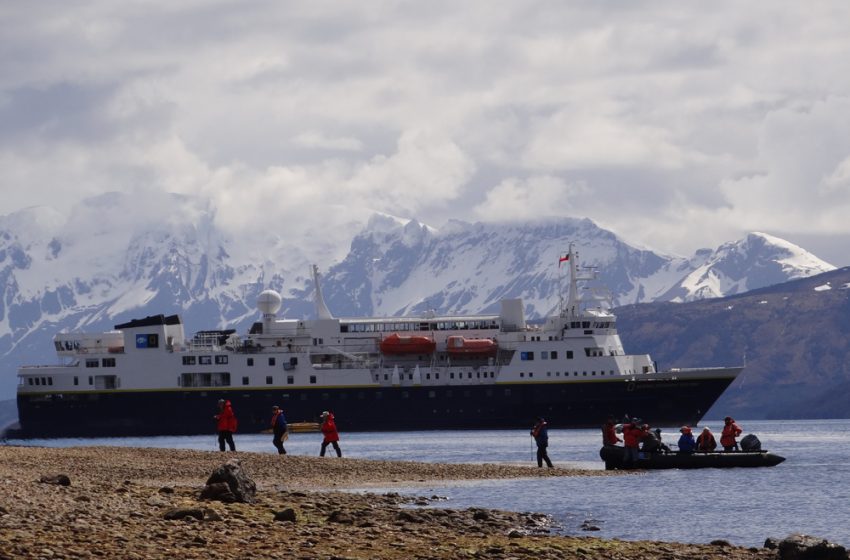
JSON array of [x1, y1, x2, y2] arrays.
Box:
[[14, 373, 736, 439]]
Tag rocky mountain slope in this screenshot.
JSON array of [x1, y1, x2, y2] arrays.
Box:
[[615, 267, 850, 419]]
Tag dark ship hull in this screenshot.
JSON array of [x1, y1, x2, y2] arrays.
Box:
[[15, 373, 735, 438]]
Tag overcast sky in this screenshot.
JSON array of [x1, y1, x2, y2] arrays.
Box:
[[2, 1, 850, 265]]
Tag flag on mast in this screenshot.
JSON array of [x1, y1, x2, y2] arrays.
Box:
[[558, 254, 569, 266]]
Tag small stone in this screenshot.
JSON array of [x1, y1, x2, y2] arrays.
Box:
[[472, 510, 490, 521], [163, 508, 204, 521], [710, 539, 731, 547], [39, 474, 71, 486], [204, 509, 223, 521], [508, 529, 524, 538], [274, 508, 297, 523], [326, 510, 354, 524], [158, 486, 175, 494]]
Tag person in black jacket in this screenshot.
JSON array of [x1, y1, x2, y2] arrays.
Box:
[[270, 405, 288, 455], [530, 417, 554, 468]]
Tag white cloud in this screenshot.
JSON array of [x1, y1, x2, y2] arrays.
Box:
[[2, 1, 850, 265]]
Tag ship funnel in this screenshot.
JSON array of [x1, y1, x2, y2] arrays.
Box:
[[312, 265, 334, 320]]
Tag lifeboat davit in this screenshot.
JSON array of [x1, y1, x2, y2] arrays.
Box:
[[380, 333, 436, 355], [446, 336, 498, 356]]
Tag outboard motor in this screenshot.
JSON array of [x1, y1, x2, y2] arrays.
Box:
[[740, 434, 761, 452]]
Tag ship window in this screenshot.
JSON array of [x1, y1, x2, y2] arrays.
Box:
[[450, 373, 455, 379], [550, 351, 557, 359], [541, 352, 548, 360], [27, 378, 33, 385], [340, 324, 349, 333], [384, 374, 389, 381], [547, 372, 551, 377], [426, 374, 430, 380], [529, 372, 533, 377], [268, 358, 276, 366], [556, 372, 560, 377], [468, 372, 472, 379], [583, 372, 587, 376], [287, 376, 294, 385], [102, 358, 116, 368], [34, 377, 40, 386], [266, 376, 273, 385], [73, 376, 78, 386], [521, 351, 534, 361], [520, 372, 524, 378], [215, 356, 228, 365], [435, 373, 440, 380], [428, 390, 436, 398], [86, 359, 99, 368], [566, 351, 574, 359], [183, 356, 196, 365], [592, 371, 596, 376], [242, 376, 249, 386], [504, 388, 512, 397], [247, 358, 254, 367], [88, 376, 93, 385], [309, 375, 317, 384], [199, 356, 212, 365], [409, 374, 413, 380]]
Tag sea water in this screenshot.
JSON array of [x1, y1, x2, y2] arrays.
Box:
[[5, 419, 847, 548]]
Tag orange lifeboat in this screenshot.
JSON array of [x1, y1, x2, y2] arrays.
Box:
[[446, 336, 498, 356], [380, 333, 436, 355]]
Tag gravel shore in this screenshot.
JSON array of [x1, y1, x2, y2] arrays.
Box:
[[0, 446, 779, 559]]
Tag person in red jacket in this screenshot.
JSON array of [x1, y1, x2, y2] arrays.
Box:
[[602, 416, 622, 447], [621, 419, 644, 466], [720, 416, 743, 451], [696, 426, 717, 452], [319, 411, 342, 457], [214, 399, 237, 452]]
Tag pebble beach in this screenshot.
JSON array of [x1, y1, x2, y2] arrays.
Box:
[[0, 446, 800, 559]]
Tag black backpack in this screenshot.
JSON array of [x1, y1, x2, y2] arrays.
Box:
[[740, 434, 761, 452]]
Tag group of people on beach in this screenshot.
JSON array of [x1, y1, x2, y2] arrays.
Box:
[[602, 415, 744, 464], [213, 399, 342, 457]]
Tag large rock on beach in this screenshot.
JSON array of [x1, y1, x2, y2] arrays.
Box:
[[200, 458, 256, 503], [775, 534, 848, 560]]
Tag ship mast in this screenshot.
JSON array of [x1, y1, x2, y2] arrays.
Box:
[[561, 243, 599, 319], [312, 265, 334, 320]]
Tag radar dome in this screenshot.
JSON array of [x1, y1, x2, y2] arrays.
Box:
[[257, 290, 282, 315]]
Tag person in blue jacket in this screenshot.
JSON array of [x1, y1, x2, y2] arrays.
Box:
[[271, 405, 288, 455], [677, 425, 696, 453], [530, 417, 554, 468]]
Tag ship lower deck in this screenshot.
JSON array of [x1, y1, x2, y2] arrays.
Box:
[[15, 375, 736, 438]]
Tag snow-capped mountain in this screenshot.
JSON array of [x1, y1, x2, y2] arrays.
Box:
[[0, 194, 836, 401], [316, 216, 835, 318]]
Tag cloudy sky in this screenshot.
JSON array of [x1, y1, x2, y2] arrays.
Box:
[[2, 1, 850, 265]]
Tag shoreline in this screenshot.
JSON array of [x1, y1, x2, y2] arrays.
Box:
[[0, 446, 780, 559]]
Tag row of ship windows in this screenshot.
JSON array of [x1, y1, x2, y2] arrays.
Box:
[[277, 388, 518, 401], [25, 376, 108, 386], [519, 349, 608, 361], [340, 320, 500, 333], [373, 371, 497, 382], [181, 356, 299, 368], [520, 370, 616, 377], [85, 358, 117, 368]]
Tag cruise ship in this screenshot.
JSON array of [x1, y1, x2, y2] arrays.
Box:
[[15, 246, 741, 438]]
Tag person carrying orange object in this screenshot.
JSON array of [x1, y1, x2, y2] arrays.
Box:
[[720, 416, 743, 451]]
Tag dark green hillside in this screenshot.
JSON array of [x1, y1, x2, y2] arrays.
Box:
[[615, 267, 850, 419]]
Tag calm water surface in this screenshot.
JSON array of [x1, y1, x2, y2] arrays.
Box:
[[6, 419, 847, 547]]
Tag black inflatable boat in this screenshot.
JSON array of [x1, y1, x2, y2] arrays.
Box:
[[599, 446, 786, 470]]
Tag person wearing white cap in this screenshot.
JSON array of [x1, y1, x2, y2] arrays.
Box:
[[319, 411, 342, 457]]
